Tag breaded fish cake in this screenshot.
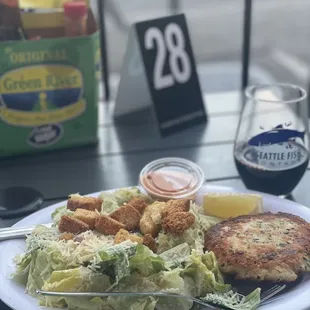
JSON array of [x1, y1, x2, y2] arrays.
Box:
[[205, 212, 310, 282]]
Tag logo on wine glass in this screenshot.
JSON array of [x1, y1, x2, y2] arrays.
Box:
[[248, 124, 305, 146], [244, 123, 307, 170]]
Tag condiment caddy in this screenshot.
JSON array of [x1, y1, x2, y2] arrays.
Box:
[[0, 0, 101, 157]]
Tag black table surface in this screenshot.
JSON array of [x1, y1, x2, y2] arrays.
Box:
[[1, 90, 310, 310]]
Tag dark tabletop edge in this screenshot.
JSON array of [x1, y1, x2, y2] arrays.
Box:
[[42, 176, 241, 200], [0, 140, 235, 169], [97, 110, 242, 128], [6, 140, 308, 171]]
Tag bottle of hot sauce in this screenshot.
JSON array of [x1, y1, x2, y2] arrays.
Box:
[[63, 1, 87, 37]]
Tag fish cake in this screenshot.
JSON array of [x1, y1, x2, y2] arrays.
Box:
[[205, 212, 310, 282]]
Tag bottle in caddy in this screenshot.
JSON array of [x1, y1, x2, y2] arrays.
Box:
[[64, 1, 88, 37]]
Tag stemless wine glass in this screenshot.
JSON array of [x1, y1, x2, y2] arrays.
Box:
[[234, 84, 309, 197]]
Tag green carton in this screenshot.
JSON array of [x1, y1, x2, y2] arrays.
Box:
[[0, 10, 100, 157]]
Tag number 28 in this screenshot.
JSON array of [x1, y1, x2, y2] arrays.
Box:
[[144, 23, 192, 90]]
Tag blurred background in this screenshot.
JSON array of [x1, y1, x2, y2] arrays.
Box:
[[91, 0, 310, 99]]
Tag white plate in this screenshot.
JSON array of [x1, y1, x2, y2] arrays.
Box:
[[0, 184, 310, 310]]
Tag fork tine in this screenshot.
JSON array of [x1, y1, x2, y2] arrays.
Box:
[[261, 284, 285, 300], [260, 284, 286, 303], [261, 285, 281, 299]]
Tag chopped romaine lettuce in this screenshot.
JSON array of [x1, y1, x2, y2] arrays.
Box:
[[159, 243, 191, 269], [42, 267, 89, 292], [152, 269, 194, 310], [51, 205, 73, 223], [39, 267, 111, 309], [190, 202, 221, 231], [157, 226, 204, 255], [97, 242, 137, 284], [26, 250, 54, 295], [98, 242, 137, 261], [184, 250, 230, 296], [108, 273, 160, 310], [197, 213, 221, 231], [117, 273, 160, 292], [27, 229, 113, 268], [129, 244, 166, 276], [39, 295, 67, 309], [100, 196, 119, 214], [42, 267, 111, 292], [202, 288, 261, 310], [108, 295, 158, 310], [12, 252, 32, 284], [57, 297, 110, 310], [99, 187, 152, 214], [41, 295, 113, 310], [40, 270, 111, 310], [100, 187, 139, 205]]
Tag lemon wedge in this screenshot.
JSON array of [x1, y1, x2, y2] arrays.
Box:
[[203, 193, 263, 219]]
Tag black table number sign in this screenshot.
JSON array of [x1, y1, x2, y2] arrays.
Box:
[[114, 14, 207, 136]]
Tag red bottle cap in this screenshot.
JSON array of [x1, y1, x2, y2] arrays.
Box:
[[0, 0, 18, 8], [64, 2, 87, 19]]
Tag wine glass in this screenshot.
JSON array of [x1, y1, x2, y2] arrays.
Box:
[[234, 84, 309, 198]]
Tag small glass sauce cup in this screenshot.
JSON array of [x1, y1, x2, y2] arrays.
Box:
[[139, 157, 205, 201]]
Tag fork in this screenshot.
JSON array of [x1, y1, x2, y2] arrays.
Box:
[[36, 284, 286, 309], [260, 284, 286, 304], [0, 223, 53, 241]]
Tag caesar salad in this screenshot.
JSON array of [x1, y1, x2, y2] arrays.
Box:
[[12, 187, 261, 310]]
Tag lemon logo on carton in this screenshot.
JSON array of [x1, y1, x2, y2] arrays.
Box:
[[0, 64, 86, 127]]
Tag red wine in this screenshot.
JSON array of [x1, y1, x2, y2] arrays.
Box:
[[234, 142, 309, 195]]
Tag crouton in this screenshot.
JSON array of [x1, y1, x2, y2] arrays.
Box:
[[95, 215, 125, 235], [73, 208, 99, 229], [139, 213, 160, 237], [114, 229, 143, 244], [139, 214, 159, 237], [147, 201, 166, 224], [163, 199, 190, 218], [162, 212, 195, 235], [59, 215, 90, 234], [59, 232, 74, 241], [127, 197, 149, 215], [139, 202, 166, 237], [67, 195, 103, 212], [143, 234, 157, 253], [110, 204, 141, 231]]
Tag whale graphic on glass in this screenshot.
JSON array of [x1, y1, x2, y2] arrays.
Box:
[[248, 125, 305, 147]]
